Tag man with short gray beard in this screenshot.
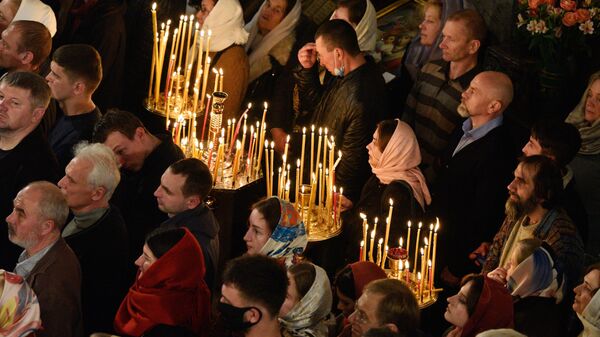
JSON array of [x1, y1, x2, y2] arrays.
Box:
[[6, 181, 83, 337], [432, 71, 516, 286], [482, 156, 584, 294]]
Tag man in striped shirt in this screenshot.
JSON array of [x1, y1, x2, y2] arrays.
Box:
[[403, 9, 486, 183]]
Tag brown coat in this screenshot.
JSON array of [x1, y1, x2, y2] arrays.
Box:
[[209, 45, 249, 121], [26, 238, 84, 337]]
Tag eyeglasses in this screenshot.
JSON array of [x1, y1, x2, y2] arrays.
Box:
[[350, 309, 370, 324]]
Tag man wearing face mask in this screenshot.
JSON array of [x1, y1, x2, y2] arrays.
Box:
[[218, 255, 288, 337], [295, 19, 388, 210]]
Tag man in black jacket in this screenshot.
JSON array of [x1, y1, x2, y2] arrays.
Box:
[[295, 19, 387, 206], [59, 142, 129, 335], [295, 19, 387, 275], [0, 71, 58, 270], [433, 71, 516, 285], [93, 109, 184, 262], [154, 158, 220, 291]]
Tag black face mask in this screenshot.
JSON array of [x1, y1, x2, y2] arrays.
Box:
[[218, 301, 262, 331]]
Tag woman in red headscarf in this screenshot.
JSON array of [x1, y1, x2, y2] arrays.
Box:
[[114, 227, 211, 337], [443, 274, 514, 337]]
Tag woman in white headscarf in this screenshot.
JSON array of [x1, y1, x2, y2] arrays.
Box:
[[0, 0, 56, 35], [243, 0, 309, 153], [195, 0, 249, 121], [330, 0, 378, 59], [279, 262, 333, 337]]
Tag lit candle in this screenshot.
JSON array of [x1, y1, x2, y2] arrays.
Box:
[[322, 127, 328, 178], [431, 219, 439, 286], [405, 261, 410, 284], [360, 240, 365, 262], [372, 217, 379, 241], [428, 259, 433, 299], [382, 245, 389, 269], [310, 125, 315, 176], [315, 127, 322, 181], [420, 247, 425, 301], [270, 142, 275, 197], [406, 221, 412, 261], [264, 140, 270, 196], [317, 163, 323, 207], [399, 237, 403, 249], [283, 134, 290, 163], [333, 149, 342, 169], [212, 67, 219, 93], [300, 127, 306, 185], [295, 159, 300, 207], [413, 222, 422, 274], [423, 237, 429, 285], [417, 272, 423, 302], [426, 223, 434, 275], [360, 213, 367, 261], [231, 141, 242, 187], [176, 15, 187, 79], [207, 141, 214, 167], [369, 229, 376, 263], [225, 119, 231, 147], [376, 238, 383, 266], [256, 102, 268, 178], [384, 198, 393, 255]]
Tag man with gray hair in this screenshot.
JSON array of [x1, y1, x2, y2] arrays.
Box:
[[58, 141, 129, 335], [6, 181, 83, 337], [0, 71, 58, 270]]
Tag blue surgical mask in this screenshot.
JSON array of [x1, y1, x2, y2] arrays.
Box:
[[333, 57, 344, 77]]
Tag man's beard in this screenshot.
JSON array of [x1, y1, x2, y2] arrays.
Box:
[[457, 103, 470, 118], [505, 194, 538, 222]]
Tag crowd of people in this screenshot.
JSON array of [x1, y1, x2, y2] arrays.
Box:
[[0, 0, 598, 336]]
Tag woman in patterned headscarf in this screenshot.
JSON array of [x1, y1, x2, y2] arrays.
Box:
[[244, 196, 308, 266], [0, 269, 41, 337]]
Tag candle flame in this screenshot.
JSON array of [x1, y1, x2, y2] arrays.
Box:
[[418, 222, 423, 229], [152, 2, 157, 10], [183, 15, 187, 22], [247, 102, 252, 109], [430, 224, 434, 231], [302, 127, 306, 134], [405, 261, 409, 268], [195, 22, 200, 29], [263, 101, 268, 109], [319, 127, 322, 135], [359, 213, 366, 220], [399, 237, 403, 247], [374, 217, 379, 224], [236, 140, 241, 149], [428, 260, 432, 266], [420, 247, 424, 255], [264, 140, 269, 147], [371, 230, 375, 238], [219, 68, 223, 75], [378, 238, 383, 244], [311, 125, 315, 132], [227, 119, 231, 126], [302, 185, 305, 193], [208, 29, 212, 36], [340, 187, 343, 194], [424, 237, 428, 246], [297, 159, 300, 167], [212, 68, 218, 74], [286, 135, 290, 142], [208, 141, 214, 149], [270, 141, 274, 149], [389, 198, 394, 206], [201, 29, 204, 36], [408, 220, 412, 228], [360, 240, 364, 247], [418, 272, 421, 280], [324, 127, 328, 134]]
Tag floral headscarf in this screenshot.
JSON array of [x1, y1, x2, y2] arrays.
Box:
[[259, 197, 308, 266], [280, 264, 332, 337], [0, 269, 42, 337]]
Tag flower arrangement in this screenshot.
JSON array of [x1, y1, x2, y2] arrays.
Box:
[[516, 0, 599, 69]]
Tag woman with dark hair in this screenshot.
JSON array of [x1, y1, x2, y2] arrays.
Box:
[[571, 263, 600, 337], [330, 0, 377, 56], [443, 274, 514, 337], [244, 196, 308, 266], [333, 261, 387, 336], [279, 262, 333, 337], [342, 119, 431, 261], [114, 227, 211, 337]]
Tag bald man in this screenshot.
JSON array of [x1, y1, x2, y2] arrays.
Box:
[[432, 71, 517, 285]]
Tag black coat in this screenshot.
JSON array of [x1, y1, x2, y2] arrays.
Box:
[[0, 128, 59, 270], [433, 124, 516, 278], [513, 296, 566, 337], [64, 205, 130, 335], [111, 134, 184, 259], [343, 175, 425, 261], [162, 203, 220, 291], [293, 59, 388, 202]]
